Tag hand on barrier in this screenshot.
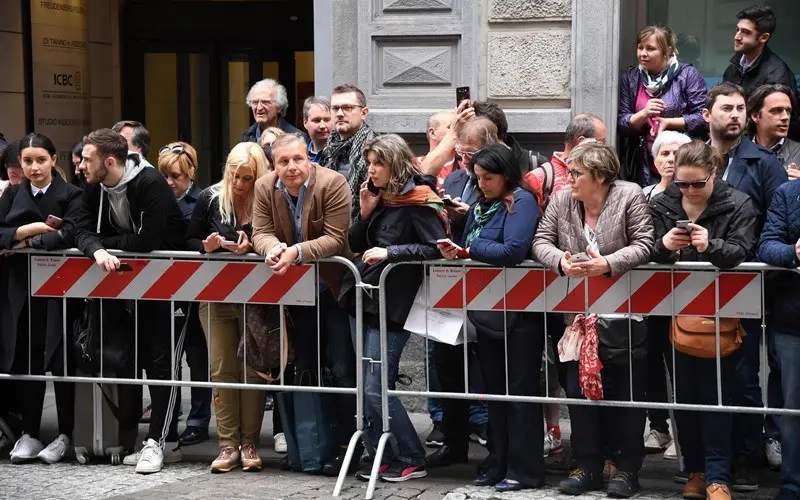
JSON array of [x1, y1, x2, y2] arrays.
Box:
[[15, 222, 57, 241], [220, 230, 251, 255], [560, 251, 585, 277], [266, 242, 287, 265], [202, 232, 224, 253], [437, 238, 469, 260], [93, 249, 121, 272], [362, 247, 388, 265], [359, 181, 381, 221], [687, 223, 709, 253], [572, 247, 611, 277], [268, 244, 298, 275], [662, 227, 692, 251]]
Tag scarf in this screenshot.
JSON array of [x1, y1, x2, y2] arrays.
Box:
[[317, 123, 376, 216], [569, 313, 604, 400], [639, 54, 680, 98], [464, 198, 503, 247], [382, 181, 450, 236]]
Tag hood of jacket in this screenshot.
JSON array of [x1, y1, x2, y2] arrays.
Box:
[[99, 153, 148, 233]]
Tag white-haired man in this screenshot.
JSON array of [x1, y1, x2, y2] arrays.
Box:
[[240, 78, 308, 143]]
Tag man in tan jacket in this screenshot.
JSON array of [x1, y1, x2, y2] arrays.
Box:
[[251, 133, 357, 476]]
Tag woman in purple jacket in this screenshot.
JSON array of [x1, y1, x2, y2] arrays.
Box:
[[618, 24, 708, 187]]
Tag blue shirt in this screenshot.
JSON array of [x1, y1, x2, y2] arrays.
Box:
[[277, 175, 311, 261], [308, 141, 320, 163]]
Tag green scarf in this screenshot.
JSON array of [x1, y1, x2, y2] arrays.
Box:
[[464, 199, 502, 247]]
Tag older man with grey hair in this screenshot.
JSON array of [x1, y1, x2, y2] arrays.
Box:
[[303, 96, 332, 162], [240, 78, 308, 143]]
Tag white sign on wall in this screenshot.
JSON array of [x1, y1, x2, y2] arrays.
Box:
[[30, 0, 90, 175]]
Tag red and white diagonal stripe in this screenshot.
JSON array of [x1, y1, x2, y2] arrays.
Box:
[[30, 256, 316, 305]]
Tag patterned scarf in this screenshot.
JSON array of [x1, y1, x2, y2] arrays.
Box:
[[317, 123, 377, 216], [569, 313, 604, 400], [382, 181, 450, 236], [639, 54, 680, 98], [464, 198, 503, 248]]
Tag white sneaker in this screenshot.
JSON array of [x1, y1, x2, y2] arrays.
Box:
[[38, 434, 71, 464], [663, 440, 678, 460], [543, 429, 563, 457], [135, 439, 165, 474], [644, 429, 672, 451], [274, 433, 287, 454], [766, 438, 782, 469], [123, 440, 182, 466], [9, 434, 44, 464]]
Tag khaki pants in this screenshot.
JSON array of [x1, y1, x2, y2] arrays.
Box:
[[199, 302, 266, 448]]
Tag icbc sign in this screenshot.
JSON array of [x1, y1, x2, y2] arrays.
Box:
[[52, 70, 82, 92]]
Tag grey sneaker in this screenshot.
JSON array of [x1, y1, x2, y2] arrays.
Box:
[[38, 434, 72, 464], [9, 434, 44, 464], [766, 438, 782, 469]]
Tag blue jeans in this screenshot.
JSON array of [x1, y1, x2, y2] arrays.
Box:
[[674, 351, 735, 485], [351, 318, 425, 467], [425, 339, 488, 427], [773, 331, 800, 494], [732, 318, 764, 459]]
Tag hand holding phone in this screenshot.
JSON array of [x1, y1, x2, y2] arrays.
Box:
[[367, 179, 380, 196], [45, 215, 63, 229], [437, 238, 469, 259], [456, 86, 471, 107], [676, 219, 691, 231], [221, 232, 244, 247], [441, 195, 458, 207]]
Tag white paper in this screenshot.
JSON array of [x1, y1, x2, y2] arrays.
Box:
[[404, 285, 471, 345]]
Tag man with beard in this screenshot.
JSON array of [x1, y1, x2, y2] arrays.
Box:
[[703, 82, 787, 493], [316, 84, 377, 217], [723, 6, 798, 140]]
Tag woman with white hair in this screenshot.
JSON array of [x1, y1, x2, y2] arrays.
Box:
[[642, 131, 693, 201]]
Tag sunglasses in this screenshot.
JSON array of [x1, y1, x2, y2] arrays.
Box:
[[674, 174, 711, 190], [159, 145, 186, 155]]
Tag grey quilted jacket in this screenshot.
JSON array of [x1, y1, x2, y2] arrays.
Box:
[[532, 180, 654, 276]]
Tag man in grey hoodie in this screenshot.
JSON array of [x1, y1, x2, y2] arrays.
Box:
[[74, 129, 188, 474]]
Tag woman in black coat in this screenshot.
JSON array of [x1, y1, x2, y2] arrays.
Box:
[[650, 140, 757, 499], [0, 133, 82, 464]]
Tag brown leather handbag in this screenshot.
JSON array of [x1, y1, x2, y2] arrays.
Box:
[[670, 316, 745, 359]]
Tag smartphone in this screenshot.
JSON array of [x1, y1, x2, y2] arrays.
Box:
[[118, 263, 134, 272], [571, 252, 591, 263], [456, 86, 471, 107], [441, 196, 458, 207], [676, 220, 691, 230], [45, 215, 62, 229], [221, 232, 244, 247], [437, 239, 469, 259], [367, 179, 380, 196]]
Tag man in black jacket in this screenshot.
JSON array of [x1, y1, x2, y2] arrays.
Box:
[[723, 5, 799, 140], [240, 78, 308, 144], [75, 128, 188, 475]]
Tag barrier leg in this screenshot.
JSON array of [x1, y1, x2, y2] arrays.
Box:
[[333, 429, 365, 496], [365, 431, 392, 500]]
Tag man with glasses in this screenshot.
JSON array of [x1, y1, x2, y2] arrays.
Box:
[[704, 82, 787, 493], [240, 78, 307, 144], [317, 84, 376, 217]]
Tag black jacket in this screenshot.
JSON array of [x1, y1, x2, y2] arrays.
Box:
[[177, 183, 203, 222], [74, 166, 187, 257], [723, 46, 800, 140], [185, 187, 252, 252], [0, 175, 83, 372], [341, 175, 447, 329], [240, 118, 309, 144], [650, 181, 757, 269]]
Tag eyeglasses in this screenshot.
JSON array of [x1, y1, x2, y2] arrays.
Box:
[[250, 99, 274, 108], [331, 104, 363, 114], [455, 147, 478, 159], [567, 168, 585, 180], [159, 145, 186, 155], [674, 174, 711, 189]]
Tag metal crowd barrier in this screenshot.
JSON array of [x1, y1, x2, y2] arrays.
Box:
[[1, 248, 366, 496], [363, 259, 800, 498]]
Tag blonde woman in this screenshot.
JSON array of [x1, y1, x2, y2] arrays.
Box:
[[340, 134, 448, 482], [185, 142, 268, 473], [259, 127, 286, 149]]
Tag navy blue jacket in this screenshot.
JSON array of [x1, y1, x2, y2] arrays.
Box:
[[462, 189, 538, 267], [442, 168, 479, 245], [757, 180, 800, 334], [724, 138, 787, 234]]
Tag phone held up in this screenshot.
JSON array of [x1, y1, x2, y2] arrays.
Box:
[[367, 179, 380, 196], [456, 86, 471, 107]]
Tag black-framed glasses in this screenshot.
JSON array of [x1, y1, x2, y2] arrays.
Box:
[[159, 145, 186, 155], [567, 168, 585, 180], [331, 104, 364, 114], [674, 174, 711, 189]]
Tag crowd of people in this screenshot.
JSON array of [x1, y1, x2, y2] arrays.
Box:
[[0, 4, 799, 500]]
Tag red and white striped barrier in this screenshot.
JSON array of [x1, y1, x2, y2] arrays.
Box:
[[30, 256, 316, 305], [427, 266, 762, 319]]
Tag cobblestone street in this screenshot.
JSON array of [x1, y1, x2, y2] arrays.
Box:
[[0, 389, 782, 500]]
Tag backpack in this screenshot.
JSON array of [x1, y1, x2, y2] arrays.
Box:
[[527, 150, 555, 210]]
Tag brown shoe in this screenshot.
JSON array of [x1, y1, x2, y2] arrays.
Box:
[[241, 443, 262, 472], [682, 472, 705, 499], [211, 446, 240, 473], [706, 483, 731, 500]]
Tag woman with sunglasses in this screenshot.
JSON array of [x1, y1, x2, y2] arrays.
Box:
[[649, 140, 757, 500]]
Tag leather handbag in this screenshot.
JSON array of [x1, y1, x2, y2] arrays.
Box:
[[237, 304, 294, 382], [670, 316, 745, 359]]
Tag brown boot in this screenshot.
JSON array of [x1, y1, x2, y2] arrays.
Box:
[[241, 443, 263, 472], [682, 472, 705, 499], [706, 483, 731, 500]]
